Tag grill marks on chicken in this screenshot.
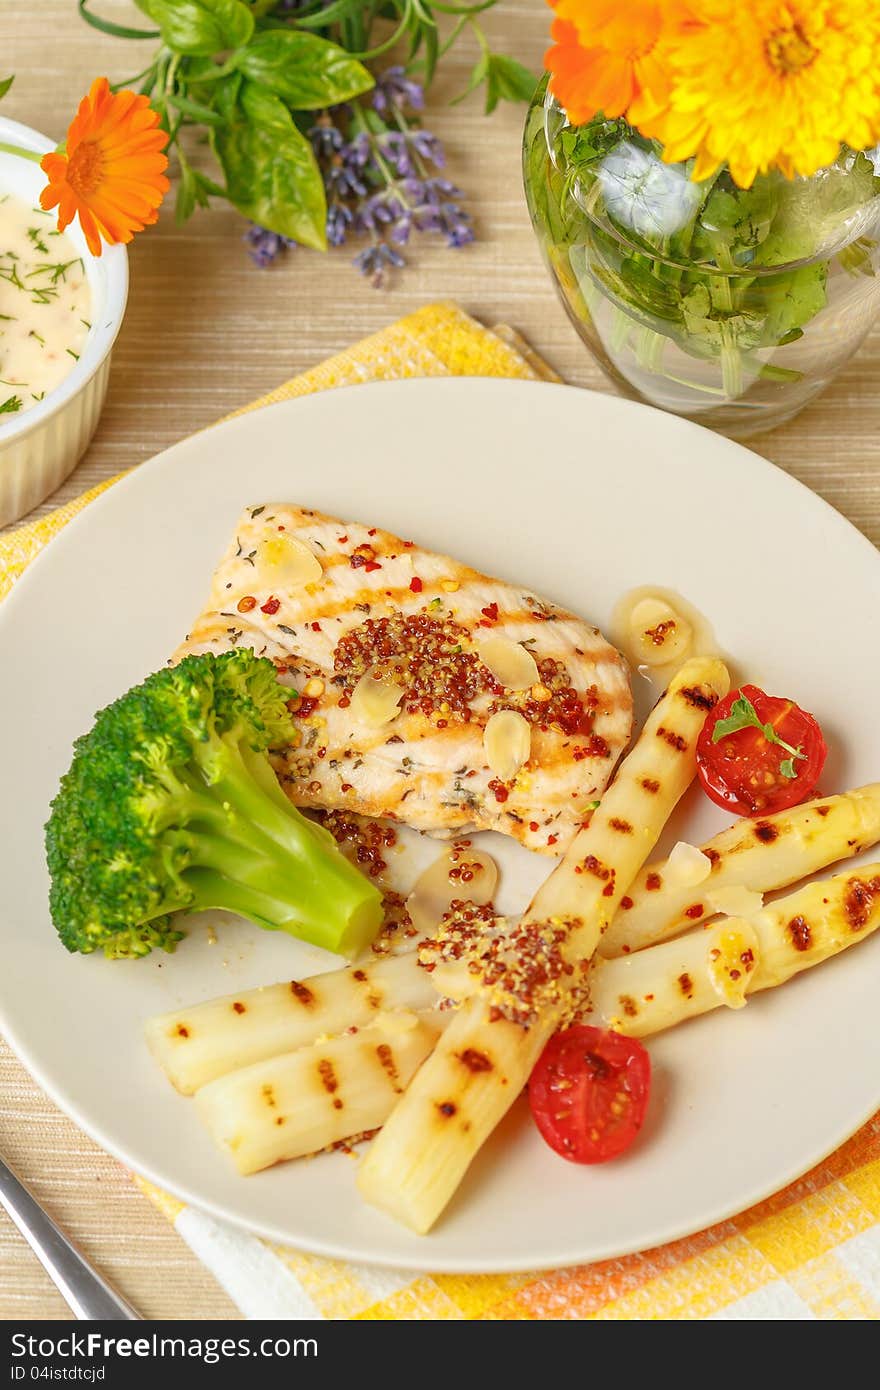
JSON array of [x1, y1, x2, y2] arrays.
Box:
[[175, 504, 632, 854]]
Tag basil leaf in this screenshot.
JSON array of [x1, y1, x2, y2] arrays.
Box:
[[233, 31, 373, 109], [136, 0, 254, 56], [211, 81, 327, 251], [451, 52, 489, 108], [167, 90, 226, 126], [483, 54, 538, 116]]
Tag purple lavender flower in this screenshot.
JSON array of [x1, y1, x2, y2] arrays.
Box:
[[355, 192, 396, 234], [371, 66, 424, 115], [244, 224, 297, 267], [354, 241, 405, 288], [327, 202, 353, 248], [441, 207, 475, 248], [346, 132, 371, 169], [410, 130, 445, 168], [377, 132, 414, 178], [389, 211, 413, 246], [309, 120, 344, 160], [326, 157, 367, 199], [246, 57, 473, 282], [421, 177, 462, 207]]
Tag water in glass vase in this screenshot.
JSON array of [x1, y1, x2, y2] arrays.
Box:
[[523, 79, 880, 437]]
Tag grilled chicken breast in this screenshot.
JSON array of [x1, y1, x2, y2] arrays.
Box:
[[175, 504, 632, 854]]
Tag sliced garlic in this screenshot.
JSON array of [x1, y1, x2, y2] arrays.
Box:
[[706, 920, 760, 1009], [484, 709, 531, 782], [256, 534, 322, 589], [406, 847, 498, 939], [478, 636, 539, 691], [374, 1009, 420, 1036], [629, 596, 693, 668], [429, 962, 479, 1002], [349, 667, 404, 728], [666, 840, 712, 887], [707, 884, 764, 919]]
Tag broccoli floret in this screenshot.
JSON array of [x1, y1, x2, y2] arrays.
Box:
[[45, 650, 383, 960]]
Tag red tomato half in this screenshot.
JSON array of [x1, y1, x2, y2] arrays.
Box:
[[529, 1026, 651, 1164], [696, 683, 827, 817]]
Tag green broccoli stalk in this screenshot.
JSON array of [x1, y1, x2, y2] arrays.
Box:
[[45, 649, 383, 960]]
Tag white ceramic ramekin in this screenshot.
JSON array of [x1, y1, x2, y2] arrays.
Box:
[[0, 116, 128, 527]]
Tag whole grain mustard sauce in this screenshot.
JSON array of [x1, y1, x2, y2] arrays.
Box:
[[0, 192, 91, 419]]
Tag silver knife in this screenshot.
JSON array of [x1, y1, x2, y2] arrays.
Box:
[[0, 1155, 140, 1320]]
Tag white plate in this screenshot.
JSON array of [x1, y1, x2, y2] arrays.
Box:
[[2, 378, 879, 1273]]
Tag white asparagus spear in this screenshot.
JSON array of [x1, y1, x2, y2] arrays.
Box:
[[145, 952, 439, 1095], [357, 656, 730, 1233], [600, 784, 880, 958], [196, 1011, 444, 1175], [589, 863, 880, 1035], [198, 863, 880, 1173]]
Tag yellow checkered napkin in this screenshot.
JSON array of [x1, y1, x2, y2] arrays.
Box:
[[4, 303, 880, 1320]]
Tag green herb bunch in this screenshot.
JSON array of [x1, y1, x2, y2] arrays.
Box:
[[80, 0, 537, 278]]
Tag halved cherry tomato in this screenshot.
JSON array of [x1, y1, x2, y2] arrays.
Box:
[[696, 683, 827, 817], [528, 1026, 651, 1164]]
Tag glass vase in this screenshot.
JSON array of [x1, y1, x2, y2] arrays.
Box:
[[523, 78, 880, 437]]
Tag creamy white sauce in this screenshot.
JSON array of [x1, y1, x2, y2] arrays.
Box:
[[0, 192, 91, 419]]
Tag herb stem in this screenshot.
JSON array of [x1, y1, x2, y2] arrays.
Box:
[[0, 144, 44, 165]]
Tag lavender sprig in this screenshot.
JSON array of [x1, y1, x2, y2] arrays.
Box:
[[244, 224, 298, 268], [245, 69, 474, 285]]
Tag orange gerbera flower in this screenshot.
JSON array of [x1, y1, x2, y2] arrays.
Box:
[[40, 78, 169, 256], [545, 0, 671, 127]]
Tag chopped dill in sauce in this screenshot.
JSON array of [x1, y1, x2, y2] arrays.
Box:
[[0, 193, 91, 418]]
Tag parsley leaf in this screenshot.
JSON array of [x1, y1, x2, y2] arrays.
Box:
[[711, 694, 805, 777]]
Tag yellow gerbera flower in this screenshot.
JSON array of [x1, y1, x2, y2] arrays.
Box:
[[654, 0, 880, 187]]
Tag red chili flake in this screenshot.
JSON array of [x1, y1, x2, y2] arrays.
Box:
[[317, 747, 327, 759], [685, 903, 704, 920], [620, 895, 634, 910], [338, 694, 351, 708], [260, 596, 280, 615], [350, 543, 377, 570], [367, 528, 377, 536], [237, 596, 257, 613], [311, 622, 321, 632], [410, 577, 423, 593], [437, 719, 448, 729], [338, 535, 348, 544], [365, 560, 382, 573], [277, 525, 286, 531], [291, 695, 318, 718], [481, 603, 499, 622], [403, 539, 414, 547], [547, 834, 558, 846], [340, 782, 353, 792], [488, 779, 509, 803], [529, 821, 539, 832]]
